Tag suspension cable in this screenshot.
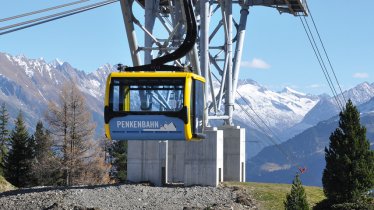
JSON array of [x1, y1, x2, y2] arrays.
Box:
[[299, 17, 344, 111], [307, 7, 347, 104], [0, 0, 90, 23], [236, 100, 296, 164], [237, 91, 280, 140], [0, 0, 118, 36], [302, 16, 344, 110], [0, 0, 118, 32], [213, 65, 296, 162]]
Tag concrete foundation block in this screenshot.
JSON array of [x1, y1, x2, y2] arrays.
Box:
[[127, 141, 167, 186], [167, 141, 186, 183], [184, 128, 223, 186], [220, 126, 246, 182]]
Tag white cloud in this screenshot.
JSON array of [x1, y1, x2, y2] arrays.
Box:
[[307, 84, 324, 88], [353, 72, 369, 78], [241, 58, 271, 69]]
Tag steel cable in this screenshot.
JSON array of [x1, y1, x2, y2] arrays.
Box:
[[0, 0, 119, 36], [300, 17, 344, 111], [0, 0, 90, 23], [307, 8, 347, 104]]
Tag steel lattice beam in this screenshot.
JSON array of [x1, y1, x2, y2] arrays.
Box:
[[119, 0, 307, 127]]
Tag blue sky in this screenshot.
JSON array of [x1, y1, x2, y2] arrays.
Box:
[[0, 0, 373, 95]]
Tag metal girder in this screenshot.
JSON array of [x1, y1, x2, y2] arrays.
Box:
[[119, 0, 307, 128], [245, 0, 308, 16]]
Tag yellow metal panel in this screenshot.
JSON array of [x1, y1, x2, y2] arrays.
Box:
[[104, 74, 111, 139], [184, 74, 193, 140], [104, 124, 111, 140], [104, 74, 111, 106], [108, 71, 205, 83], [124, 86, 130, 111]]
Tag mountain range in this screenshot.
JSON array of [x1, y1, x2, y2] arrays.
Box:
[[1, 52, 374, 186], [0, 52, 322, 141], [247, 92, 374, 186], [0, 52, 112, 137]]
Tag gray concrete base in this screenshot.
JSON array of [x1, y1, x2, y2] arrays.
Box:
[[184, 128, 223, 186], [219, 126, 246, 182], [167, 141, 185, 183], [127, 126, 244, 186], [127, 141, 167, 186]]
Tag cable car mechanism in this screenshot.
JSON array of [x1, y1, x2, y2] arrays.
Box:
[[104, 0, 205, 141]]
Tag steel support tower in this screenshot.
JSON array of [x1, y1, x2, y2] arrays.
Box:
[[119, 0, 307, 186]]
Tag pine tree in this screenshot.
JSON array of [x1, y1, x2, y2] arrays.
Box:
[[4, 111, 33, 187], [322, 100, 374, 204], [284, 173, 310, 210], [109, 140, 128, 182], [0, 103, 10, 176]]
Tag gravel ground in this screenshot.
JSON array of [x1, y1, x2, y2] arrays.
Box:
[[0, 184, 258, 210]]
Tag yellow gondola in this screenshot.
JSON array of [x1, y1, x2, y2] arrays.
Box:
[[104, 71, 205, 141]]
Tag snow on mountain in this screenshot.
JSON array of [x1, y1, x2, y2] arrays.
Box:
[[0, 52, 115, 136], [248, 98, 374, 186], [345, 82, 374, 104], [234, 81, 319, 134], [1, 52, 322, 145], [280, 87, 307, 97], [359, 97, 374, 114], [283, 82, 374, 140], [50, 58, 64, 67]]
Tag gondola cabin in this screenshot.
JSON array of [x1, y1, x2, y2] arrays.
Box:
[[104, 71, 205, 141]]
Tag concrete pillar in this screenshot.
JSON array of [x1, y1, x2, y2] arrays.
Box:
[[220, 126, 246, 182], [127, 141, 167, 186], [184, 128, 223, 186], [167, 141, 185, 183]]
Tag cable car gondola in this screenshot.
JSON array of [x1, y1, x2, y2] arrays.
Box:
[[104, 70, 205, 141], [104, 0, 205, 141]]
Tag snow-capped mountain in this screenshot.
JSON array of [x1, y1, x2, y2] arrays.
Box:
[[282, 82, 374, 140], [234, 79, 319, 135], [0, 52, 114, 136], [247, 99, 374, 186], [229, 79, 320, 157], [1, 52, 322, 139]]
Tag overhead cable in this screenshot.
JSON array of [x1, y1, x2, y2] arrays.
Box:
[[302, 16, 344, 110], [307, 8, 347, 104], [299, 17, 344, 111], [235, 99, 295, 164], [237, 91, 281, 141], [0, 0, 119, 36], [234, 89, 298, 164], [0, 0, 90, 23]]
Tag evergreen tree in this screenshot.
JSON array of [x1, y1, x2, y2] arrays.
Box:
[[0, 103, 10, 176], [284, 173, 310, 210], [322, 100, 374, 204], [4, 111, 33, 187], [109, 140, 127, 182]]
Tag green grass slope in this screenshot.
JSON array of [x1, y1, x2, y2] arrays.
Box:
[[225, 182, 325, 210], [0, 176, 15, 192]]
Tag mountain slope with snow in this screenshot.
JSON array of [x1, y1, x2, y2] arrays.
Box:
[[234, 79, 319, 139], [282, 82, 374, 140], [0, 52, 114, 136], [1, 53, 323, 141], [247, 99, 374, 186]]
